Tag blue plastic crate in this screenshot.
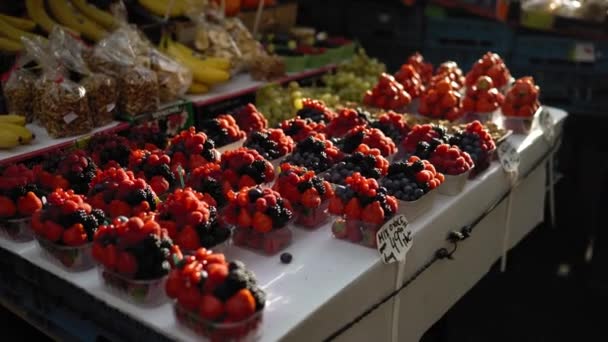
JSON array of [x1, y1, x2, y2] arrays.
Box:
[[424, 16, 513, 53]]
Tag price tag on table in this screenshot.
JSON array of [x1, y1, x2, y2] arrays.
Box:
[[497, 140, 520, 177], [572, 43, 595, 62], [539, 108, 555, 142], [376, 215, 413, 264]]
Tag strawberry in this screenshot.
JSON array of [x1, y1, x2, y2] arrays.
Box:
[[252, 212, 273, 233], [165, 273, 183, 299], [44, 221, 65, 242], [104, 244, 118, 270], [175, 225, 200, 251], [362, 201, 385, 225], [62, 224, 87, 246], [344, 197, 361, 220], [331, 219, 347, 239], [237, 209, 252, 228], [16, 192, 42, 217], [178, 285, 202, 312], [204, 263, 229, 293], [116, 251, 138, 276], [108, 200, 132, 218], [225, 289, 256, 321], [92, 243, 106, 265], [199, 295, 225, 321], [301, 188, 321, 208]]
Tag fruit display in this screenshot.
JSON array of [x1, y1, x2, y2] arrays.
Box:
[[47, 0, 108, 42], [462, 76, 505, 117], [429, 144, 475, 176], [418, 78, 463, 121], [88, 134, 133, 169], [380, 157, 444, 202], [449, 121, 496, 175], [325, 108, 370, 138], [40, 149, 98, 195], [156, 188, 230, 251], [243, 129, 295, 162], [187, 162, 227, 208], [128, 150, 176, 196], [128, 123, 169, 150], [0, 115, 36, 149], [0, 165, 43, 241], [232, 104, 268, 134], [465, 52, 511, 90], [394, 64, 425, 98], [220, 148, 275, 190], [363, 73, 412, 111], [323, 146, 389, 185], [407, 52, 434, 85], [87, 168, 157, 218], [430, 61, 465, 90], [165, 127, 220, 171], [273, 163, 335, 229], [295, 98, 336, 123], [225, 187, 294, 255], [400, 124, 450, 156], [279, 118, 326, 143], [32, 189, 106, 270], [166, 247, 265, 340], [337, 126, 396, 157], [329, 173, 398, 248], [322, 49, 386, 102], [370, 111, 410, 144], [284, 135, 343, 173], [93, 212, 173, 305], [501, 77, 541, 118], [199, 114, 246, 149]]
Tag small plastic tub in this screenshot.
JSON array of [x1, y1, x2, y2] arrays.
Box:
[[99, 267, 167, 307], [232, 226, 292, 256], [438, 170, 471, 196], [174, 303, 263, 341], [501, 107, 541, 134], [469, 148, 496, 178], [397, 190, 436, 222], [36, 236, 95, 271], [217, 138, 246, 153], [0, 217, 34, 242], [270, 155, 289, 171], [331, 217, 384, 248], [294, 200, 330, 230]]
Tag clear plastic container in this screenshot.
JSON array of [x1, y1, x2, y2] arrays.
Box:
[[270, 155, 289, 171], [397, 190, 436, 222], [217, 138, 246, 153], [294, 200, 330, 230], [99, 267, 167, 307], [36, 236, 95, 271], [438, 170, 471, 196], [174, 303, 263, 342], [0, 217, 34, 242], [232, 226, 292, 255], [461, 110, 498, 124], [469, 148, 496, 178], [500, 107, 541, 134], [331, 217, 384, 248]]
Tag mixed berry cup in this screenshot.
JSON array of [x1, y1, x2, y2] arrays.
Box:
[[293, 200, 330, 230], [36, 236, 95, 271], [331, 217, 387, 249], [397, 189, 437, 222], [0, 217, 34, 242], [99, 267, 167, 306], [232, 225, 293, 256]]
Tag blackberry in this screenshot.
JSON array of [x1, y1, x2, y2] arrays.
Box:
[[200, 119, 231, 147], [296, 107, 326, 123], [204, 140, 215, 150], [92, 209, 107, 224], [311, 177, 326, 196], [371, 121, 402, 143], [249, 286, 266, 311], [10, 186, 27, 201], [202, 148, 216, 162], [63, 209, 88, 227], [414, 141, 433, 160], [127, 189, 147, 206], [245, 131, 281, 160], [248, 188, 263, 202], [297, 180, 313, 193], [144, 188, 157, 210], [229, 260, 245, 271], [323, 152, 381, 185], [340, 130, 365, 154], [411, 160, 425, 173], [215, 269, 250, 300], [82, 214, 99, 241]]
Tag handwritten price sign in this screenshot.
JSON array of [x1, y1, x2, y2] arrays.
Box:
[[497, 140, 520, 174], [376, 215, 413, 264]]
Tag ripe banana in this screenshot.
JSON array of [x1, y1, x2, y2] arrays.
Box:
[[0, 123, 34, 145], [71, 0, 117, 30], [0, 37, 23, 53], [0, 127, 21, 149], [138, 0, 185, 18], [0, 14, 36, 31], [0, 115, 27, 126], [0, 17, 45, 43], [163, 43, 231, 85], [26, 0, 60, 33], [48, 0, 108, 41], [188, 82, 209, 94], [170, 41, 231, 71]]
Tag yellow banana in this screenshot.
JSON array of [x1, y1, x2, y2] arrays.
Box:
[[0, 115, 27, 126], [169, 41, 231, 70], [188, 82, 209, 94], [0, 17, 45, 43], [0, 37, 23, 53], [71, 0, 117, 30], [0, 127, 21, 149], [0, 14, 36, 31], [163, 43, 230, 85], [26, 0, 60, 33], [138, 0, 185, 18], [0, 123, 34, 144], [48, 0, 108, 41]]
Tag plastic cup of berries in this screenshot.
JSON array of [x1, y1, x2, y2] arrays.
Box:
[[0, 216, 34, 242], [449, 121, 497, 178], [500, 106, 541, 135], [93, 214, 173, 306], [225, 187, 294, 255], [0, 165, 44, 242], [220, 148, 276, 191], [500, 77, 541, 134], [166, 247, 266, 341], [428, 144, 474, 196], [243, 129, 296, 175], [32, 189, 105, 271], [199, 114, 247, 154]]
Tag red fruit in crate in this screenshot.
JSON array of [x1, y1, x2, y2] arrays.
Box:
[[237, 209, 252, 228], [362, 201, 385, 225], [301, 188, 321, 208], [16, 192, 42, 216], [346, 220, 363, 242], [116, 252, 138, 276], [204, 253, 226, 265], [199, 295, 225, 321], [252, 212, 273, 233], [45, 221, 64, 242], [150, 176, 170, 194], [226, 289, 256, 321], [344, 198, 361, 220], [165, 273, 183, 299], [62, 223, 87, 246], [205, 263, 229, 293], [328, 197, 344, 215], [176, 225, 200, 251], [105, 244, 118, 270], [332, 219, 347, 238], [178, 285, 202, 312]]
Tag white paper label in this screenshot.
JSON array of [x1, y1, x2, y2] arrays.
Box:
[[63, 112, 79, 124], [106, 103, 116, 113], [376, 215, 413, 264], [573, 43, 595, 62], [539, 108, 555, 142], [497, 140, 520, 174]]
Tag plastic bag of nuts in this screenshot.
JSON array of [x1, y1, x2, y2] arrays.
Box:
[[2, 68, 36, 122], [119, 65, 159, 115], [149, 48, 192, 103]]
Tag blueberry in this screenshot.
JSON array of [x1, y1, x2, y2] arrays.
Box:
[[280, 252, 292, 264]]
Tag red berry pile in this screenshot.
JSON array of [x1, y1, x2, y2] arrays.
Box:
[[284, 135, 343, 173], [429, 144, 474, 176], [463, 76, 505, 113], [324, 145, 389, 185], [128, 149, 176, 195], [232, 104, 268, 134], [395, 64, 425, 98], [156, 188, 229, 251], [407, 52, 433, 85], [401, 124, 449, 154], [339, 126, 396, 157], [93, 212, 173, 279], [87, 168, 157, 218], [0, 164, 43, 219], [501, 77, 540, 117], [448, 121, 496, 166], [418, 77, 463, 121], [166, 247, 265, 339], [244, 128, 295, 161], [273, 163, 334, 209], [88, 133, 132, 169], [465, 52, 511, 89], [199, 114, 246, 148], [220, 148, 275, 190], [380, 156, 444, 202], [324, 108, 369, 138], [31, 189, 107, 246], [165, 127, 220, 171], [363, 73, 412, 110], [279, 117, 326, 143], [370, 111, 410, 144], [187, 162, 226, 208], [296, 98, 335, 123], [430, 61, 465, 90], [40, 150, 98, 194]]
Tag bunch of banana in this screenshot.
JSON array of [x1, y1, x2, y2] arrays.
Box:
[[71, 0, 117, 30], [160, 37, 231, 94], [26, 0, 61, 34], [137, 0, 187, 18], [48, 0, 107, 42], [0, 17, 45, 43], [0, 14, 36, 31], [0, 14, 48, 52], [0, 115, 34, 149]]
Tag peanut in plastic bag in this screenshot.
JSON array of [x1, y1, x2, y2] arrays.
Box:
[[119, 65, 160, 115], [149, 47, 192, 102], [2, 68, 36, 122]]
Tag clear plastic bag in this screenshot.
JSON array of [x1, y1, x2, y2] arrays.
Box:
[[2, 68, 36, 122], [22, 36, 92, 138], [119, 65, 159, 115], [149, 48, 192, 102], [193, 16, 243, 70]]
